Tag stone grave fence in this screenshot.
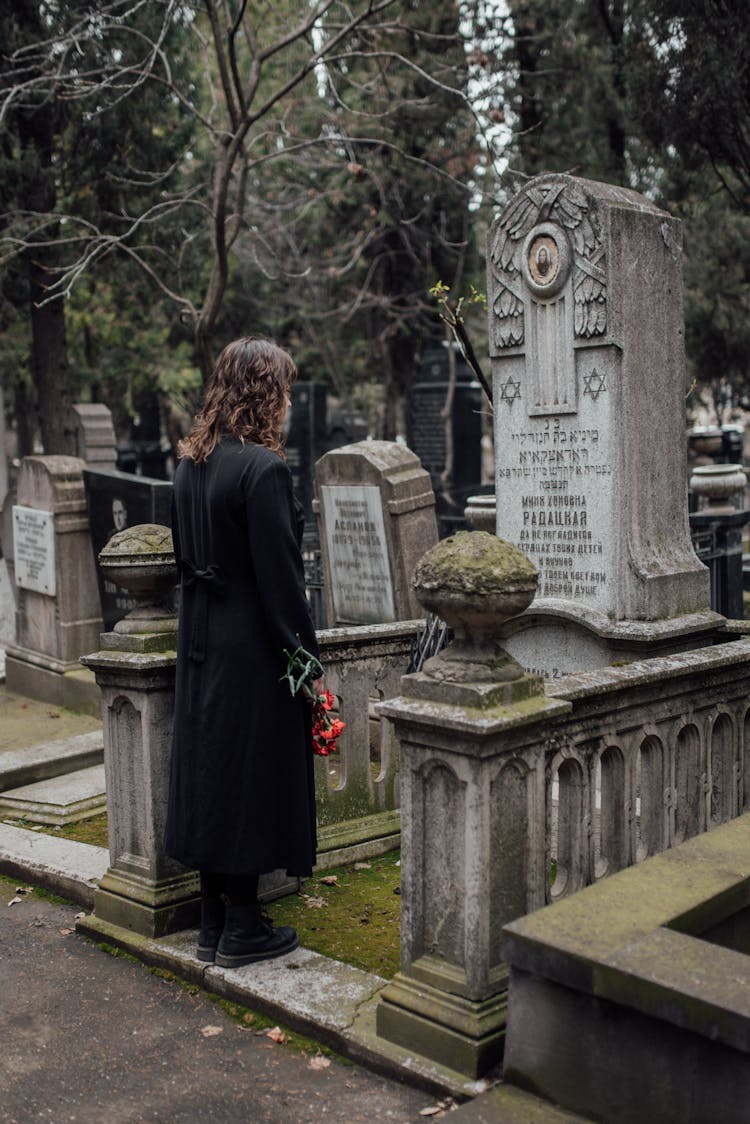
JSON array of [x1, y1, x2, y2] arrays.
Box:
[[376, 531, 750, 1078]]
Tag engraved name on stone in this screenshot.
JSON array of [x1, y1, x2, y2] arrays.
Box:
[[321, 485, 395, 623], [13, 505, 56, 596], [499, 416, 612, 609]]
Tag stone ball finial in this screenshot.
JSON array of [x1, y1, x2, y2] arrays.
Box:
[[99, 523, 177, 634], [414, 531, 538, 686]]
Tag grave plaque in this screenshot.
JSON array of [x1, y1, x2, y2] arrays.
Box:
[[320, 484, 395, 624], [13, 505, 56, 596], [488, 174, 718, 675]]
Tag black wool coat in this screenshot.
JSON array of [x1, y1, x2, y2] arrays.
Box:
[[164, 438, 320, 876]]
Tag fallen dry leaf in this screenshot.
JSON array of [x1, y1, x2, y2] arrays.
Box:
[[200, 1025, 224, 1038], [319, 875, 338, 886], [419, 1098, 458, 1117], [59, 927, 74, 936], [265, 1026, 287, 1044], [15, 887, 31, 895], [308, 1055, 331, 1070], [304, 895, 328, 909], [353, 861, 371, 870], [8, 896, 24, 907]]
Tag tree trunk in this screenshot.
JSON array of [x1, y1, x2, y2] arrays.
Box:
[[17, 89, 75, 455], [27, 241, 76, 455], [13, 378, 36, 459]]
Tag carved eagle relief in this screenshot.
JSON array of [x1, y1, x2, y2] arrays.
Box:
[[489, 180, 607, 349]]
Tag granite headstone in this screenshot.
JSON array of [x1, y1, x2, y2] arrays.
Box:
[[487, 174, 719, 676]]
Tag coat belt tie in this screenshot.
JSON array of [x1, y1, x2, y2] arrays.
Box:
[[181, 559, 226, 662]]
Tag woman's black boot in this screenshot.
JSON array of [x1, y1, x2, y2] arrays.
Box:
[[197, 872, 225, 963], [214, 904, 299, 968]]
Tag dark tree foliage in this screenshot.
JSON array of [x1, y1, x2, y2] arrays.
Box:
[[0, 0, 196, 452]]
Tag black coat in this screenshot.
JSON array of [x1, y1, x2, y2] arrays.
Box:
[[164, 438, 320, 876]]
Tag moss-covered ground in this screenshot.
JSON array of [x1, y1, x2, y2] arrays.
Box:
[[4, 821, 403, 978], [9, 812, 110, 849], [270, 850, 402, 979]]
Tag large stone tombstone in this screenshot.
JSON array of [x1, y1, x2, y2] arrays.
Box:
[[5, 456, 103, 712], [82, 467, 173, 632], [487, 174, 719, 676], [315, 441, 437, 626], [408, 345, 483, 536]]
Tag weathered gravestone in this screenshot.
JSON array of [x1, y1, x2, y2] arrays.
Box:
[[314, 441, 438, 626], [5, 456, 102, 713], [69, 403, 117, 469], [487, 173, 721, 676], [408, 344, 483, 537]]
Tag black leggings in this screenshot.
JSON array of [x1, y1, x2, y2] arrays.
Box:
[[200, 871, 259, 906]]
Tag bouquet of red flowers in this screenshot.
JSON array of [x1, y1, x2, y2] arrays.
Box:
[[282, 643, 346, 757]]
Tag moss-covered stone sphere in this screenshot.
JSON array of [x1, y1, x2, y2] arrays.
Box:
[[99, 523, 174, 560], [414, 531, 537, 597]]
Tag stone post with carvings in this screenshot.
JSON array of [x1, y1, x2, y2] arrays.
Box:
[[375, 532, 571, 1078], [80, 524, 198, 938], [314, 440, 437, 626]]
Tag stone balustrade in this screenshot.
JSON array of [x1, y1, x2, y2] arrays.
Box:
[[314, 620, 419, 867], [505, 639, 750, 913]]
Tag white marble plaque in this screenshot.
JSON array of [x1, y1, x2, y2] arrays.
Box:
[[321, 485, 395, 623], [13, 505, 56, 596]]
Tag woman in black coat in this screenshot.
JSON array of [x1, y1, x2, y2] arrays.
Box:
[[164, 338, 323, 968]]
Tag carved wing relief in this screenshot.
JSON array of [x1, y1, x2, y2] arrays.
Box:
[[488, 177, 608, 351]]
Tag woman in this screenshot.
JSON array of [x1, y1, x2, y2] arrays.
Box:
[[164, 338, 323, 968]]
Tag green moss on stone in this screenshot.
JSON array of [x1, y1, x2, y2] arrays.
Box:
[[415, 531, 537, 596]]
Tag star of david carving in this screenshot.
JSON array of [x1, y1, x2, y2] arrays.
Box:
[[499, 374, 522, 408], [583, 367, 607, 402]]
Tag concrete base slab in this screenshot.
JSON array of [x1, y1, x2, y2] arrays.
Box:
[[5, 653, 101, 718], [447, 1083, 594, 1122], [74, 911, 497, 1100], [0, 730, 103, 791], [0, 764, 106, 825], [0, 821, 108, 907]]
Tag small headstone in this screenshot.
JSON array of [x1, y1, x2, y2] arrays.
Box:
[[82, 467, 173, 632], [286, 382, 328, 545], [4, 456, 103, 711], [69, 403, 117, 469], [408, 345, 483, 536], [315, 441, 437, 625], [487, 174, 718, 676]]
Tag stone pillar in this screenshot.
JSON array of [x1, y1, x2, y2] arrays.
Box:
[[80, 524, 198, 937], [314, 440, 437, 626], [375, 532, 571, 1077], [5, 455, 103, 713], [487, 174, 721, 676]]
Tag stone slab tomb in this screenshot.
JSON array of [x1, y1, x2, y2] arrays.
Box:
[[488, 174, 721, 676]]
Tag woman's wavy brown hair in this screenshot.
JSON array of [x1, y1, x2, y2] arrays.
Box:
[[179, 337, 296, 463]]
